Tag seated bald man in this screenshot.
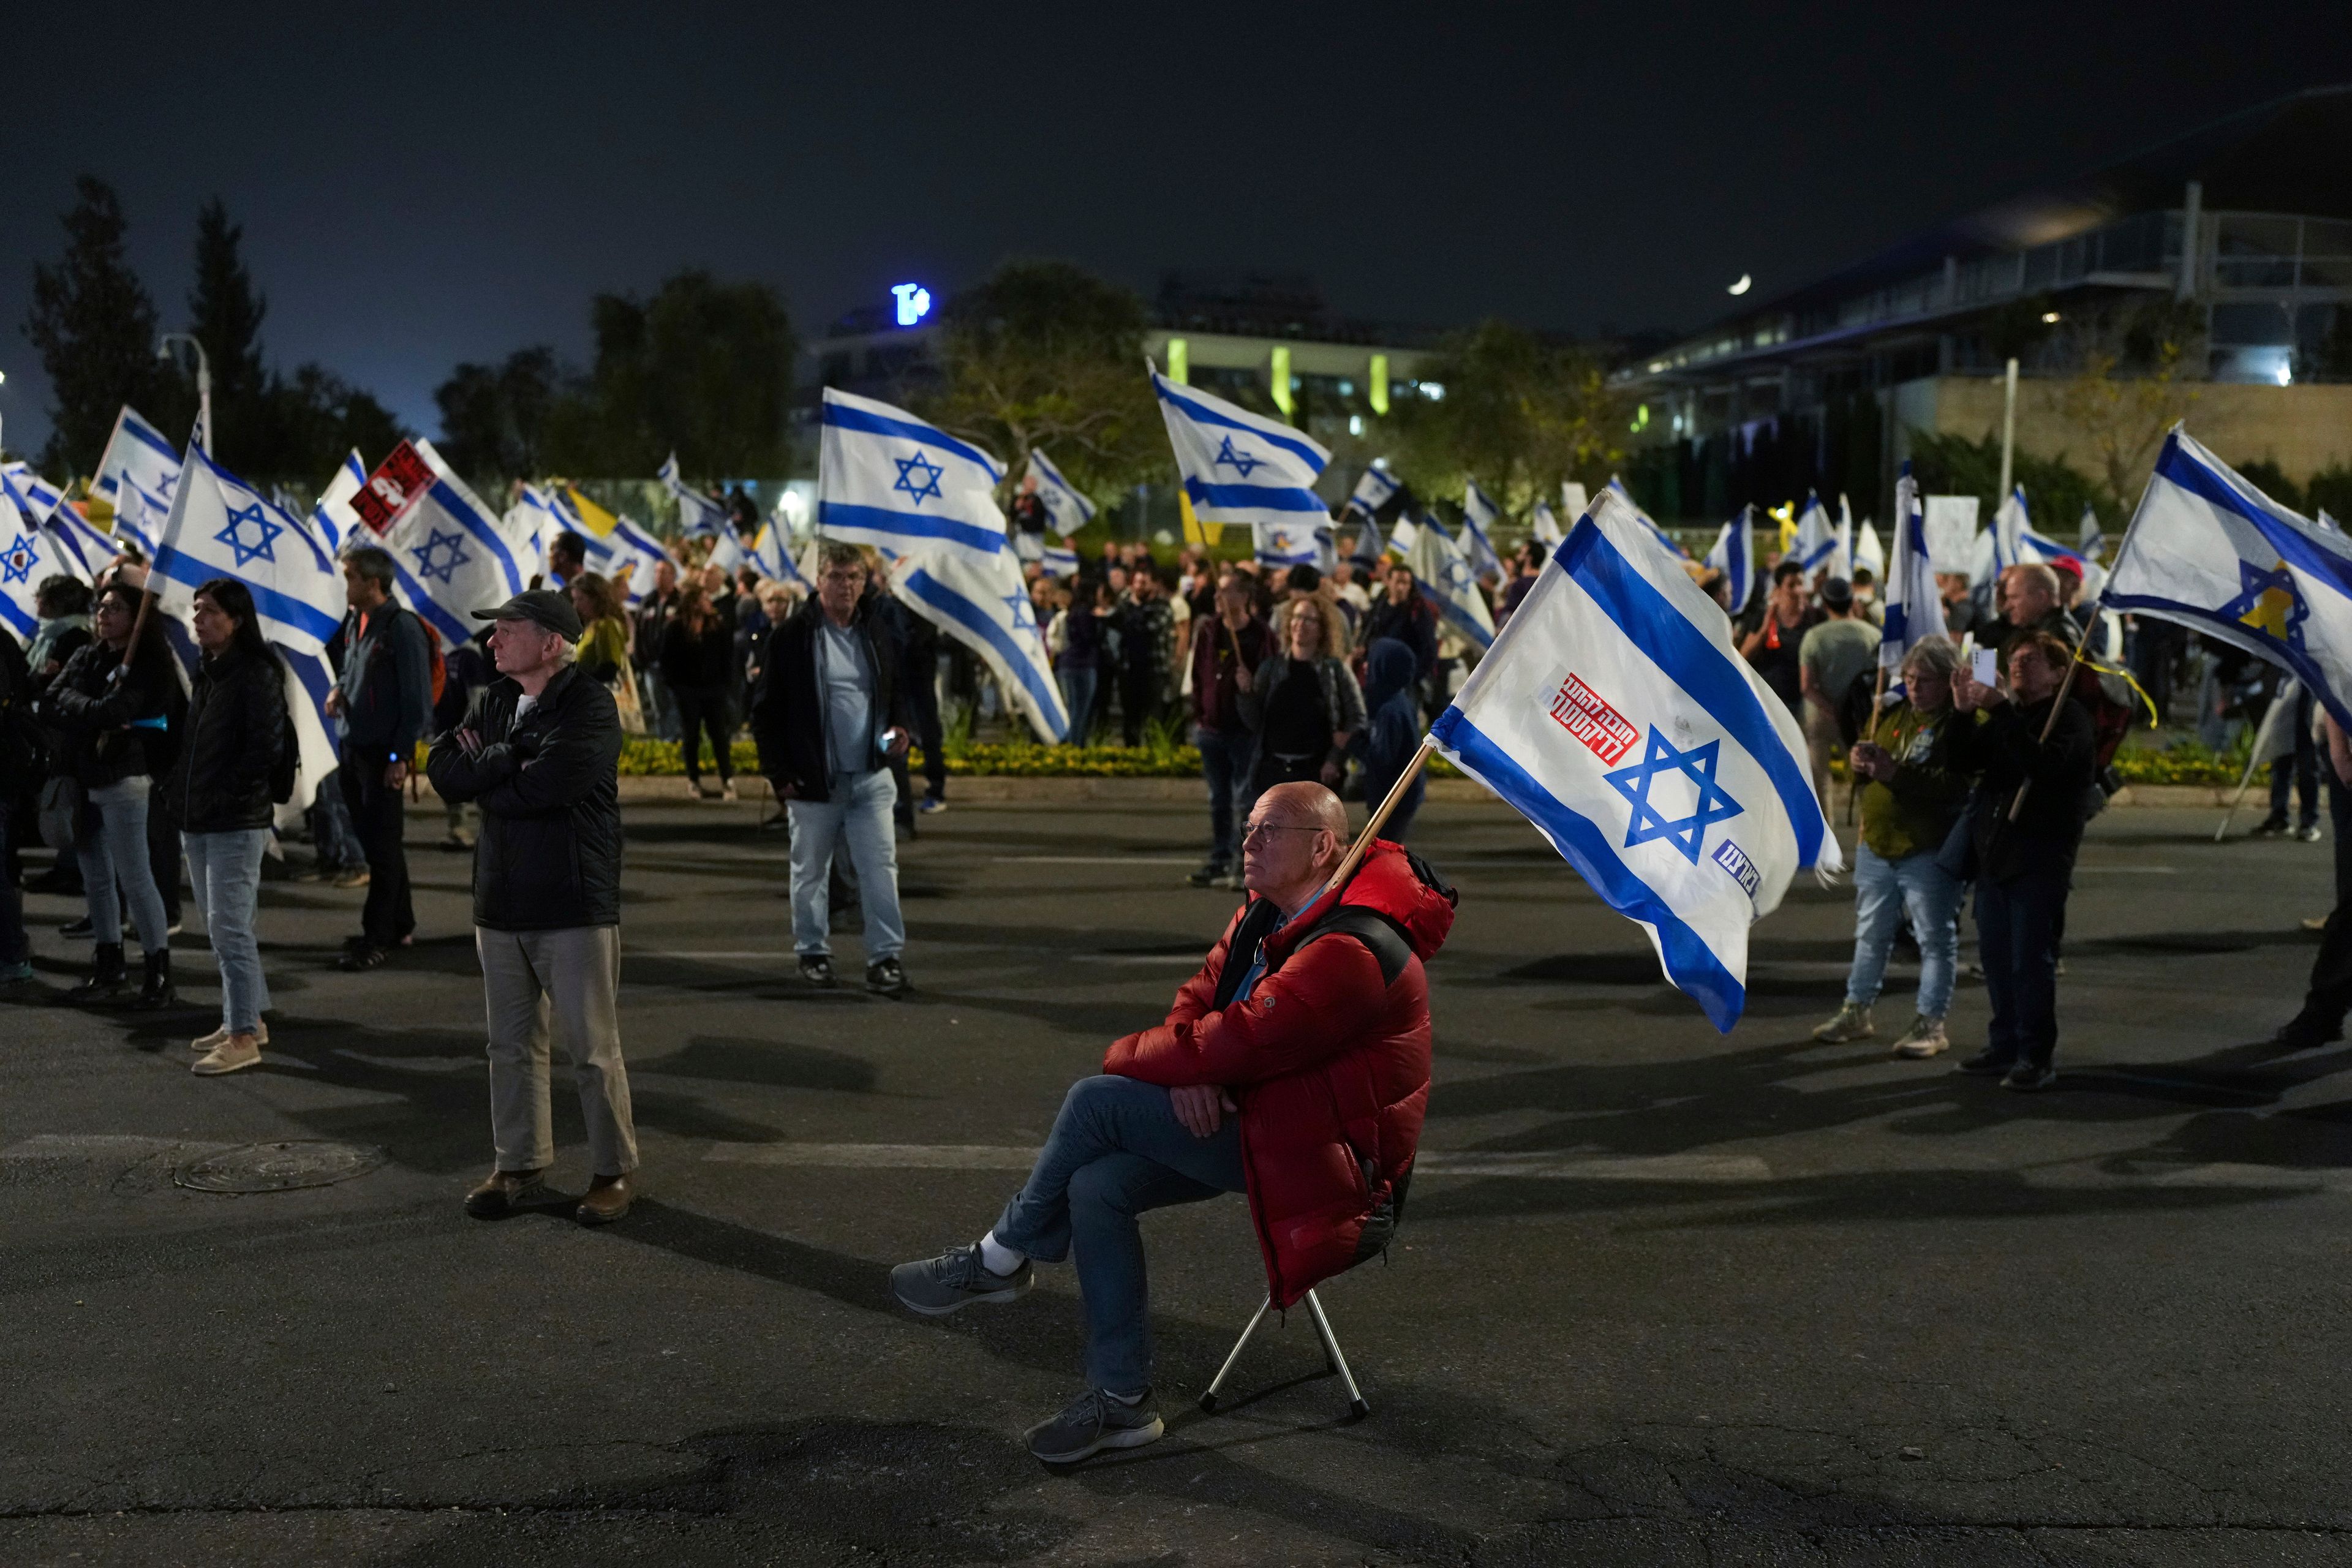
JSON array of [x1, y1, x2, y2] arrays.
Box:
[[890, 781, 1457, 1464]]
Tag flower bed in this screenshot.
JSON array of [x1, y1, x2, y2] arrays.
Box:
[[616, 736, 1474, 780]]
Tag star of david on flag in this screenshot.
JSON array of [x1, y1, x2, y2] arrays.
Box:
[[214, 500, 283, 567], [410, 528, 471, 586], [0, 472, 67, 643], [1, 532, 38, 585], [1213, 435, 1267, 478], [2106, 426, 2352, 733], [1426, 486, 1836, 1031], [1152, 363, 1330, 535], [818, 387, 1008, 559], [893, 450, 947, 506]]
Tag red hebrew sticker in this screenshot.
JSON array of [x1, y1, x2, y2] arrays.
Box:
[[350, 441, 436, 535], [1549, 673, 1639, 765]]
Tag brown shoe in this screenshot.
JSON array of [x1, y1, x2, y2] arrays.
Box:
[[576, 1172, 633, 1226], [464, 1168, 548, 1219]]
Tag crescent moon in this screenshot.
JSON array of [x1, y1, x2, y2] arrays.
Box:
[[1727, 274, 1752, 296]]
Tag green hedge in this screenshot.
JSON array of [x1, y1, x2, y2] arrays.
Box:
[[616, 736, 1471, 780]]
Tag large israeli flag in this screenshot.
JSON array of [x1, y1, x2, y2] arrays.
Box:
[[1461, 481, 1507, 579], [1879, 464, 1945, 671], [382, 441, 535, 651], [891, 545, 1070, 744], [0, 472, 66, 644], [1152, 364, 1332, 533], [113, 479, 167, 559], [820, 388, 1008, 558], [1404, 514, 1494, 650], [1025, 449, 1097, 537], [1427, 488, 1839, 1031], [2105, 427, 2352, 729], [148, 442, 346, 657], [92, 405, 181, 505], [1702, 505, 1758, 614], [661, 453, 728, 538]]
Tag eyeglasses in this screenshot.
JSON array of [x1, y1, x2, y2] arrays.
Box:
[[1241, 820, 1321, 844]]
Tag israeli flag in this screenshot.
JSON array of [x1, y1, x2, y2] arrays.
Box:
[[661, 453, 728, 538], [148, 442, 346, 658], [513, 484, 573, 576], [113, 479, 167, 558], [1461, 481, 1508, 580], [92, 405, 181, 505], [1563, 481, 1590, 518], [1610, 476, 1691, 562], [891, 543, 1070, 744], [312, 450, 366, 556], [1387, 511, 1422, 557], [1404, 513, 1495, 650], [820, 387, 1008, 558], [1152, 364, 1332, 533], [2, 463, 63, 524], [1427, 486, 1839, 1031], [2320, 509, 2342, 537], [1794, 489, 1836, 571], [1702, 505, 1759, 614], [2079, 502, 2105, 559], [608, 514, 671, 601], [707, 526, 748, 576], [273, 645, 342, 821], [0, 472, 66, 644], [2105, 426, 2352, 729], [1343, 464, 1401, 525], [1879, 464, 1945, 672], [43, 506, 120, 584], [1349, 513, 1387, 567], [749, 521, 808, 587], [1531, 499, 1566, 546], [1041, 541, 1080, 578], [1255, 519, 1324, 568], [382, 441, 536, 652], [1025, 450, 1097, 537], [1853, 515, 1885, 581]]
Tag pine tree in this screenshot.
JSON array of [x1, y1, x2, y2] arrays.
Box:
[[21, 177, 160, 476], [184, 197, 270, 458]]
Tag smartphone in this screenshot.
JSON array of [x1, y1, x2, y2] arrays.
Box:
[[1970, 648, 1998, 686]]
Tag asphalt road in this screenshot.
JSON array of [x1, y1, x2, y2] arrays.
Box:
[[2, 794, 2350, 1566]]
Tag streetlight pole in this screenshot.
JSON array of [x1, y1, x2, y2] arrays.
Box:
[[157, 333, 212, 451], [1996, 356, 2019, 503]]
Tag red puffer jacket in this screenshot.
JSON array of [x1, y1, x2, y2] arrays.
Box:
[[1101, 842, 1456, 1307]]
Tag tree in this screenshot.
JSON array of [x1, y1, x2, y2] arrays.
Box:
[[2052, 300, 2205, 502], [434, 346, 562, 488], [1385, 319, 1629, 518], [549, 271, 796, 476], [919, 259, 1164, 499], [1907, 428, 2113, 540], [270, 365, 405, 483], [21, 176, 160, 476], [158, 197, 272, 459]]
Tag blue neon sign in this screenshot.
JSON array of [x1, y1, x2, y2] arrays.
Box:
[[891, 282, 933, 328]]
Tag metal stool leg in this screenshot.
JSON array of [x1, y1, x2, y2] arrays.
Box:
[[1303, 1289, 1371, 1420], [1199, 1295, 1273, 1413]]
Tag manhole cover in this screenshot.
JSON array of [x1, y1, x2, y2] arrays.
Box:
[[173, 1140, 388, 1194]]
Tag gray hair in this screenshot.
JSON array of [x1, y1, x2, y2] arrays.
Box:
[[815, 538, 865, 575], [1901, 635, 1961, 681], [344, 545, 397, 588]]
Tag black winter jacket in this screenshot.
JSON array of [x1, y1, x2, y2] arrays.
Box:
[[424, 663, 624, 930], [747, 597, 911, 804], [36, 638, 185, 790], [171, 647, 288, 832], [1947, 695, 2097, 884]]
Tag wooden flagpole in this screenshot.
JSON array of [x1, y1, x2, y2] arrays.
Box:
[[1319, 739, 1437, 897], [2002, 612, 2100, 823]]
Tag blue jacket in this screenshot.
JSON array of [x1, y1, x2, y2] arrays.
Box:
[[338, 603, 434, 761], [1352, 638, 1425, 827]]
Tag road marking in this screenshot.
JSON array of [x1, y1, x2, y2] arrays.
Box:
[[699, 1141, 1771, 1183], [629, 951, 782, 961]]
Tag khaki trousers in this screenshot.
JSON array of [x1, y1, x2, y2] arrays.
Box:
[[477, 925, 638, 1176]]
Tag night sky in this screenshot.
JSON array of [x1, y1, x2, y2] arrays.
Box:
[[6, 3, 2348, 465]]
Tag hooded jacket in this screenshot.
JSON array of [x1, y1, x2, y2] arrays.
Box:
[[1352, 638, 1427, 824], [1101, 842, 1457, 1307]]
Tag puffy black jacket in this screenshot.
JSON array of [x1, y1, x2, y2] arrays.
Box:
[[1947, 695, 2097, 883], [747, 597, 910, 804], [36, 638, 185, 790], [424, 663, 623, 930], [171, 647, 288, 832]]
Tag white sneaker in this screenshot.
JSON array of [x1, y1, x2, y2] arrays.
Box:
[[1891, 1014, 1949, 1058], [192, 1021, 270, 1053], [1811, 1003, 1874, 1044]]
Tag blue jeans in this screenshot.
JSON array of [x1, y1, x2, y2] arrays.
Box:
[[992, 1075, 1247, 1393], [79, 776, 170, 953], [184, 829, 271, 1034], [787, 769, 903, 960], [1844, 843, 1962, 1019], [309, 768, 364, 872], [1977, 867, 2071, 1069], [1193, 725, 1256, 868], [1059, 666, 1098, 746]]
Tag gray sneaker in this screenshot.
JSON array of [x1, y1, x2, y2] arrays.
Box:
[[890, 1243, 1033, 1317], [1811, 1002, 1874, 1044], [1025, 1387, 1164, 1466], [1891, 1014, 1949, 1058]]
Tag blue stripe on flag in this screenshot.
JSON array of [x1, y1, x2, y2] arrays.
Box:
[[150, 542, 343, 646], [1554, 518, 1825, 869], [2154, 433, 2352, 603], [429, 478, 526, 594], [1182, 479, 1329, 513], [822, 402, 1005, 481], [394, 564, 475, 649], [0, 595, 35, 638], [1431, 706, 1745, 1031], [1153, 382, 1329, 473], [899, 567, 1067, 742], [819, 500, 1005, 555], [126, 417, 179, 462]]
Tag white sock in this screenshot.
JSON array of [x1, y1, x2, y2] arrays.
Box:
[[978, 1232, 1025, 1276]]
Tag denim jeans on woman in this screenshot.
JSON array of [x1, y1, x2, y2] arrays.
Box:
[[1843, 842, 1962, 1020], [78, 775, 171, 952], [184, 828, 271, 1035]]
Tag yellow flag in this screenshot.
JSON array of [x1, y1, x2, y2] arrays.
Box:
[[563, 485, 620, 538], [1177, 486, 1219, 546]]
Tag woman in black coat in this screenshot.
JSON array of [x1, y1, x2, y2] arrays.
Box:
[[172, 578, 288, 1076], [35, 579, 184, 1006], [660, 582, 738, 799]]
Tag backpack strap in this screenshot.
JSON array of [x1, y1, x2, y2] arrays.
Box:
[[1300, 905, 1414, 986]]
